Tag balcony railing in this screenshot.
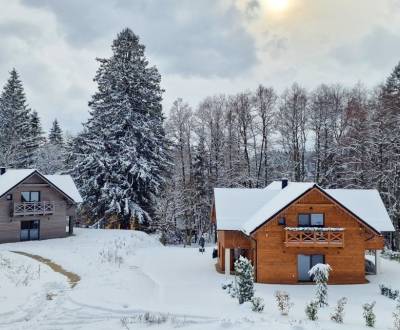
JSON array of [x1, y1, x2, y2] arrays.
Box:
[[284, 227, 345, 247], [13, 201, 55, 216]]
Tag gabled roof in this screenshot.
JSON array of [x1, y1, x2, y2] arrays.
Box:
[[214, 181, 395, 234], [0, 169, 83, 203], [214, 188, 280, 230]]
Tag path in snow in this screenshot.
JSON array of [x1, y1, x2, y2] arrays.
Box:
[[11, 251, 81, 288]]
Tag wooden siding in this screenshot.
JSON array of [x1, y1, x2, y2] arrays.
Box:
[[216, 187, 386, 284], [0, 173, 75, 243]]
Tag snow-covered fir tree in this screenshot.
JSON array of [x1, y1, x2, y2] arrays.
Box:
[[48, 119, 64, 146], [362, 301, 376, 327], [234, 256, 254, 304], [0, 69, 38, 168], [70, 28, 169, 227], [309, 263, 331, 307]]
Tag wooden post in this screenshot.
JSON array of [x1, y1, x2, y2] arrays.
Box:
[[375, 250, 382, 274], [225, 248, 231, 277]]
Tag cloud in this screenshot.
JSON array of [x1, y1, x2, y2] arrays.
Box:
[[332, 27, 400, 70], [21, 0, 258, 78]]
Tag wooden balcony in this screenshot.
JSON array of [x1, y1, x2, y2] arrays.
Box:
[[284, 227, 344, 248], [13, 201, 55, 216]]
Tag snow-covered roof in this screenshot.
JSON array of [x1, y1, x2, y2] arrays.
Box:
[[45, 175, 83, 203], [214, 188, 280, 230], [0, 169, 36, 197], [242, 182, 315, 234], [326, 189, 394, 232], [214, 181, 394, 234], [0, 169, 82, 203]]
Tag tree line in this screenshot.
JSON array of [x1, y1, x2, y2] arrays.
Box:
[[0, 69, 66, 174], [0, 28, 399, 248]]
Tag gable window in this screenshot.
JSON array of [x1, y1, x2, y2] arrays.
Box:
[[21, 191, 40, 203], [298, 213, 324, 227]]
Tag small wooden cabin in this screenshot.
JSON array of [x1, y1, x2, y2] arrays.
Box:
[[212, 180, 394, 284]]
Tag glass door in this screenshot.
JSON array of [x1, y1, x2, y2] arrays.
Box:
[[20, 220, 40, 241], [297, 254, 325, 281]]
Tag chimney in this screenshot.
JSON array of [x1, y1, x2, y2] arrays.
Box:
[[281, 178, 288, 189], [0, 167, 6, 175]]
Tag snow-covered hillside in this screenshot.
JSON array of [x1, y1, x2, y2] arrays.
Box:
[[0, 229, 398, 330]]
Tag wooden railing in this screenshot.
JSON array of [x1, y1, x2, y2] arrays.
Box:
[[13, 201, 55, 216], [284, 228, 344, 247]]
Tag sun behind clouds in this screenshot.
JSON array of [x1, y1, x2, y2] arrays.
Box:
[[264, 0, 290, 12]]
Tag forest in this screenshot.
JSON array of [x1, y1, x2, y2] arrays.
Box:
[[0, 28, 399, 247]]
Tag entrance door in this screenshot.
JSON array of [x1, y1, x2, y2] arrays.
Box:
[[20, 220, 40, 241], [297, 254, 324, 281]]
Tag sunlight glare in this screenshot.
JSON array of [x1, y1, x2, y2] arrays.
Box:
[[265, 0, 289, 12]]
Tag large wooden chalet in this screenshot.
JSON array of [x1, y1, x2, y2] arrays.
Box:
[[212, 180, 395, 284]]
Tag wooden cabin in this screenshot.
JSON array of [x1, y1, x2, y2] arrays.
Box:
[[0, 168, 82, 243], [212, 180, 395, 284]]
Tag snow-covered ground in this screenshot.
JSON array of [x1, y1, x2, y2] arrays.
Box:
[[0, 228, 398, 330]]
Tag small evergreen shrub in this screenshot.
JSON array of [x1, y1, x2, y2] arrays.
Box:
[[305, 300, 319, 321], [222, 281, 237, 298], [309, 263, 332, 307], [274, 290, 293, 315], [330, 297, 348, 323], [234, 256, 254, 304], [251, 296, 265, 312], [379, 284, 399, 300], [362, 301, 376, 327]]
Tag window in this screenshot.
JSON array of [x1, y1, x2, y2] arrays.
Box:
[[21, 191, 40, 203], [298, 213, 324, 227], [297, 254, 325, 281], [278, 217, 286, 225], [20, 220, 40, 241], [6, 194, 12, 200]]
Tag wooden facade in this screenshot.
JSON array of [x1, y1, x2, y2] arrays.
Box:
[[216, 187, 385, 284], [0, 172, 78, 243]]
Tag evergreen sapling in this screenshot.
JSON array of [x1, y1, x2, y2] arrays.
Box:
[[234, 256, 254, 304], [309, 263, 331, 307], [362, 301, 376, 327], [330, 297, 348, 323]]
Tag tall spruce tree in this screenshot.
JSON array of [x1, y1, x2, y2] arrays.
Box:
[[71, 28, 168, 227], [0, 69, 37, 168], [49, 119, 64, 146]]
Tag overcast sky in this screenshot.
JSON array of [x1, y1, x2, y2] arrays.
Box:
[[1, 0, 400, 133]]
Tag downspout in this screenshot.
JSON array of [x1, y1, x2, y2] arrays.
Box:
[[249, 234, 258, 282]]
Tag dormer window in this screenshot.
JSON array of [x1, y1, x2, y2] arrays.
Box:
[[298, 213, 324, 227]]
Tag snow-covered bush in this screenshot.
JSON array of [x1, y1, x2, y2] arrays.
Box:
[[379, 284, 399, 300], [222, 281, 237, 298], [0, 254, 40, 286], [362, 301, 376, 327], [234, 256, 254, 304], [330, 297, 348, 323], [381, 248, 400, 262], [305, 300, 319, 321], [274, 290, 293, 315], [251, 297, 265, 312], [309, 263, 331, 307], [393, 299, 400, 330]]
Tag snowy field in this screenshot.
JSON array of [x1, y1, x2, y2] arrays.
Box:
[[0, 229, 398, 330]]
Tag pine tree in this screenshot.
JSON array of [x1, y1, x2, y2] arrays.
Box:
[[234, 256, 254, 304], [309, 263, 331, 307], [191, 131, 210, 240], [71, 28, 169, 227], [49, 119, 64, 146], [0, 69, 36, 168]]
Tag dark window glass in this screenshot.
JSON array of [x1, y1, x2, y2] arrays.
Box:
[[311, 214, 324, 226], [21, 192, 40, 202], [298, 254, 325, 281], [298, 213, 324, 226], [298, 214, 310, 226], [21, 192, 30, 203]]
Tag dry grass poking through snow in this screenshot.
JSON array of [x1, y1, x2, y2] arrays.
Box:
[[0, 253, 41, 286]]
